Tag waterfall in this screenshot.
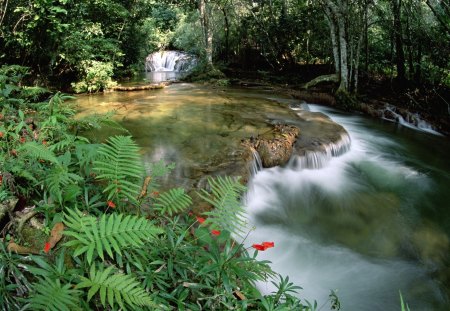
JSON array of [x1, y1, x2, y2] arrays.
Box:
[[145, 51, 197, 72], [381, 104, 443, 136], [250, 148, 263, 175], [290, 132, 351, 170]]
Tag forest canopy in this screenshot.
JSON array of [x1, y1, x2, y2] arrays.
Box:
[[0, 0, 449, 94]]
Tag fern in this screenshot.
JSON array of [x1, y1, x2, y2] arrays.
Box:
[[78, 112, 129, 133], [28, 277, 81, 311], [77, 264, 153, 310], [44, 165, 83, 203], [64, 208, 162, 264], [198, 176, 247, 236], [17, 142, 59, 164], [155, 188, 192, 216], [93, 136, 144, 205]]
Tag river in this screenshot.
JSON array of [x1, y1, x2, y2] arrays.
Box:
[[74, 83, 450, 310]]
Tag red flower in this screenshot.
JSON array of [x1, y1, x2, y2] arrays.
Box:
[[0, 175, 3, 186], [43, 242, 51, 253], [252, 241, 275, 251], [211, 230, 221, 236], [20, 137, 26, 143], [262, 241, 275, 249], [0, 131, 4, 138], [42, 140, 47, 145], [107, 200, 116, 208], [151, 191, 159, 197], [196, 216, 206, 224], [252, 244, 266, 251]]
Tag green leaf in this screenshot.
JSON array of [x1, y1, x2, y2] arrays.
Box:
[[76, 265, 153, 310], [63, 209, 162, 263], [155, 188, 192, 216]]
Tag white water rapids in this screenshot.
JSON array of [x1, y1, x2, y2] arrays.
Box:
[[243, 104, 447, 310]]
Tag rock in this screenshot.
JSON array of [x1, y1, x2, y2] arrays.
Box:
[[242, 124, 300, 168], [109, 82, 170, 92]]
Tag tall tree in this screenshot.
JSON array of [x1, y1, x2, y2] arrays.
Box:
[[392, 0, 406, 84], [198, 0, 213, 67]]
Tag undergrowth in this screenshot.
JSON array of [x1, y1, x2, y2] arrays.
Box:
[[0, 65, 338, 310]]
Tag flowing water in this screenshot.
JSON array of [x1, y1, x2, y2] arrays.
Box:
[[74, 84, 450, 310], [245, 105, 450, 310]]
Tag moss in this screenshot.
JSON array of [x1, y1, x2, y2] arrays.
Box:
[[335, 88, 359, 111], [21, 226, 47, 249]]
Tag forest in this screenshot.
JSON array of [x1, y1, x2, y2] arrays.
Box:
[[1, 0, 450, 310]]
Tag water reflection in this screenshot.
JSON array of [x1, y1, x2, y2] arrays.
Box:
[[74, 83, 298, 189]]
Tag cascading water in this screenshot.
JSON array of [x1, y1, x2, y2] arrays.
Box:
[[145, 51, 197, 72], [243, 104, 449, 310], [381, 104, 443, 136]]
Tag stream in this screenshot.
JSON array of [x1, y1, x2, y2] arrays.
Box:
[[74, 83, 450, 310]]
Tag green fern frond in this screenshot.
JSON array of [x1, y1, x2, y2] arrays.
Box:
[[28, 277, 81, 311], [19, 86, 49, 101], [64, 208, 162, 264], [198, 176, 247, 236], [77, 264, 153, 310], [154, 188, 192, 216], [10, 165, 37, 183], [17, 141, 59, 164], [78, 112, 129, 133], [93, 136, 144, 204], [44, 165, 83, 203], [48, 134, 76, 152]]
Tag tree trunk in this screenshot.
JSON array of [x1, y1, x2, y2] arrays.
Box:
[[324, 6, 340, 74], [337, 12, 349, 91], [392, 0, 406, 83], [364, 3, 369, 75], [199, 0, 213, 67], [221, 6, 230, 63]]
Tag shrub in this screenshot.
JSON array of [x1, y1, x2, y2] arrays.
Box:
[[71, 61, 117, 93]]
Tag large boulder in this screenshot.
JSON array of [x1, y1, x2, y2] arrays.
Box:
[[242, 124, 300, 168]]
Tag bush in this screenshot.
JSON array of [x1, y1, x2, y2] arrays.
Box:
[[71, 61, 117, 93]]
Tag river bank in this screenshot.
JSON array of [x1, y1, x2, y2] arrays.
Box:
[[223, 68, 450, 137]]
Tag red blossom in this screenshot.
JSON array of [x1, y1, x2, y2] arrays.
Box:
[[252, 241, 275, 251], [0, 175, 3, 186], [196, 216, 206, 224], [107, 200, 116, 208], [20, 137, 26, 143], [42, 140, 47, 145], [43, 242, 51, 253], [252, 244, 266, 251], [211, 230, 221, 236], [0, 131, 4, 138], [262, 241, 275, 249]]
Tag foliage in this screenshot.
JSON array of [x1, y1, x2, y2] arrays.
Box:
[[71, 61, 117, 93], [154, 188, 192, 216], [199, 176, 247, 235], [64, 208, 162, 264], [0, 67, 328, 311], [28, 277, 81, 311], [77, 264, 154, 310], [93, 135, 144, 208]]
